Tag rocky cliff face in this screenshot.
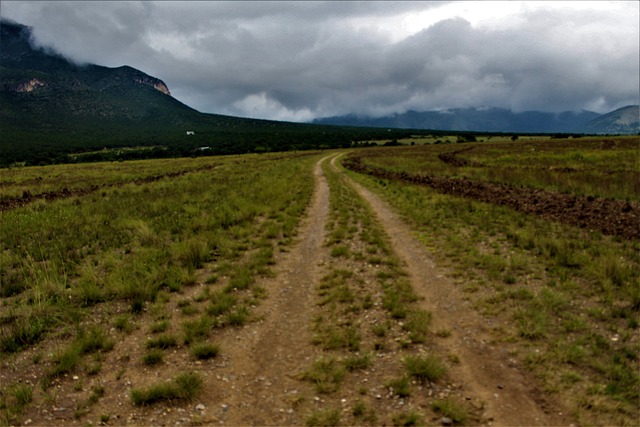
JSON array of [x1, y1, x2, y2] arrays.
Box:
[[133, 76, 171, 96], [15, 78, 46, 93], [1, 20, 172, 97]]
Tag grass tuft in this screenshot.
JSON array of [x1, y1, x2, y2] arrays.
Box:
[[301, 358, 346, 394], [145, 334, 178, 349], [143, 349, 164, 366], [404, 354, 446, 383], [191, 342, 220, 360], [130, 372, 203, 406], [431, 398, 468, 424], [306, 408, 340, 427]]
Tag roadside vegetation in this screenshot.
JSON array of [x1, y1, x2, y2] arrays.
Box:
[[0, 151, 316, 425], [342, 137, 640, 426]]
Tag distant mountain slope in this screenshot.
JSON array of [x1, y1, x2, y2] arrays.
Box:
[[582, 105, 640, 135], [313, 107, 606, 133], [0, 19, 204, 136], [0, 19, 411, 165]]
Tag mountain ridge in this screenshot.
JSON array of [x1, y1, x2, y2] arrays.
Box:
[[2, 18, 637, 167], [313, 106, 639, 134], [1, 19, 414, 166]]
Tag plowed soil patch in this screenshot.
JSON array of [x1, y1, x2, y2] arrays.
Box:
[[344, 156, 640, 240]]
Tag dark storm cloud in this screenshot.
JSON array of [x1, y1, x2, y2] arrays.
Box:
[[2, 1, 638, 121]]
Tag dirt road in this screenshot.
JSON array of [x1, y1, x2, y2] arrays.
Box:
[[210, 155, 333, 425], [200, 153, 569, 425], [329, 154, 570, 426], [10, 153, 572, 426]]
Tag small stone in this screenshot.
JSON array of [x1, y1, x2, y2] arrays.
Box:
[[441, 417, 453, 426], [497, 384, 504, 389], [222, 404, 229, 412], [196, 404, 205, 411]]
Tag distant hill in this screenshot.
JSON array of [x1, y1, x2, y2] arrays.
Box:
[[0, 19, 198, 131], [313, 107, 614, 134], [582, 105, 640, 135], [0, 19, 409, 166]]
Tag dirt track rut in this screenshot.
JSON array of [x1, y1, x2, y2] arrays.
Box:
[[199, 155, 332, 425], [209, 154, 569, 425], [330, 154, 569, 426]]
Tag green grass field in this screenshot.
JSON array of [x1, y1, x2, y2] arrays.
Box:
[[1, 137, 639, 426]]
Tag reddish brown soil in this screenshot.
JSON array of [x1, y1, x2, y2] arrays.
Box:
[[437, 147, 482, 168], [343, 155, 640, 240]]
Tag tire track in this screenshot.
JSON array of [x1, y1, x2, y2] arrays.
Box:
[[204, 155, 333, 426], [330, 154, 572, 426]]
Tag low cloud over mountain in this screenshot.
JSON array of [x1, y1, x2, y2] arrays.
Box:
[[2, 2, 638, 122]]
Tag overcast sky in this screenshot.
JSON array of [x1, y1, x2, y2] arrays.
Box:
[[2, 1, 639, 121]]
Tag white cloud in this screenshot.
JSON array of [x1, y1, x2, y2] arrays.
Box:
[[232, 92, 315, 122]]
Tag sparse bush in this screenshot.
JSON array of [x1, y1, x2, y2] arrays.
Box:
[[330, 245, 350, 258], [343, 353, 371, 371], [225, 305, 249, 326], [392, 411, 422, 426], [182, 316, 212, 345], [403, 310, 432, 343], [114, 315, 133, 333], [207, 291, 236, 316], [150, 320, 169, 333]]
